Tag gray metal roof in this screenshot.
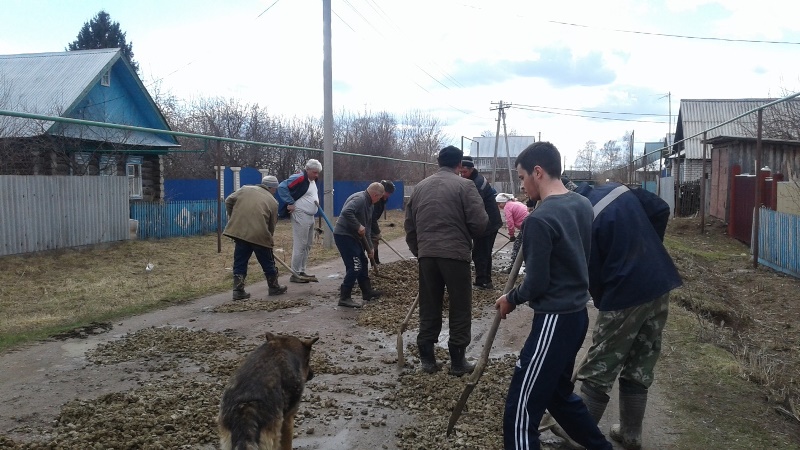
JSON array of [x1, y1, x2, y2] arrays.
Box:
[[673, 99, 772, 160], [467, 136, 537, 159], [0, 49, 119, 136]]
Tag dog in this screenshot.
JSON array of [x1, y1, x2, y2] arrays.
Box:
[[218, 332, 319, 450]]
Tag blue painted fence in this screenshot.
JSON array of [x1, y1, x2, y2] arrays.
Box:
[[135, 174, 405, 239], [757, 208, 800, 279], [165, 169, 404, 216], [131, 199, 226, 239]]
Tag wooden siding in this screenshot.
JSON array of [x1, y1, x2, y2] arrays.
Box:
[[757, 208, 800, 279], [0, 175, 129, 256]]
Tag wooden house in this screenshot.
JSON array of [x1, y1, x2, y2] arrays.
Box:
[[0, 49, 179, 201]]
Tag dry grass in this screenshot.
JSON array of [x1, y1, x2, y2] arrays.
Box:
[[0, 210, 408, 351]]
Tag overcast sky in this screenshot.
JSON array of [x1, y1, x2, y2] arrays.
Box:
[[3, 0, 800, 167]]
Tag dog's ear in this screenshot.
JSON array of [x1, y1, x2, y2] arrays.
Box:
[[265, 331, 275, 341], [303, 336, 319, 348]]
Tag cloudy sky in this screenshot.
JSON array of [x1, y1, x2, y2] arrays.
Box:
[[3, 0, 800, 166]]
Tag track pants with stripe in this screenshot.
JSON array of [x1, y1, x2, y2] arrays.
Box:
[[503, 308, 612, 450]]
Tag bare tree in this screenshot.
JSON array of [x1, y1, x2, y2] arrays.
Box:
[[572, 140, 597, 173]]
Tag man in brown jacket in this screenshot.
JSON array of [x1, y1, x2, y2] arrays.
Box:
[[222, 175, 287, 300], [404, 145, 489, 376]]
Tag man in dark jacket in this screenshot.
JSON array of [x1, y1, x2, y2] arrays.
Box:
[[460, 155, 503, 289], [222, 175, 288, 300], [370, 180, 396, 265], [404, 145, 488, 376], [570, 182, 683, 450], [334, 182, 385, 308]]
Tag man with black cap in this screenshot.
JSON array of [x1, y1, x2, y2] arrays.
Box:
[[404, 145, 488, 376], [222, 175, 288, 300], [460, 155, 503, 289], [370, 180, 396, 265]]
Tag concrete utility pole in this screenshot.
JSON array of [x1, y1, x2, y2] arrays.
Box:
[[322, 0, 334, 249]]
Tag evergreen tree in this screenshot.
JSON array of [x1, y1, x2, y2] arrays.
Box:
[[67, 10, 139, 73]]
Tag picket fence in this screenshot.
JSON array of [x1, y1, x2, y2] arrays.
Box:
[[757, 208, 800, 279]]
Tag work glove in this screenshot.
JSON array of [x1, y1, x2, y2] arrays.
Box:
[[508, 235, 516, 242]]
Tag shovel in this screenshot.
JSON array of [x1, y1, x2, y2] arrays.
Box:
[[379, 236, 408, 261], [274, 252, 318, 282], [446, 247, 525, 436], [396, 293, 420, 370]]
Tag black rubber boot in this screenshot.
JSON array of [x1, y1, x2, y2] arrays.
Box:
[[448, 346, 475, 377], [418, 342, 440, 374], [337, 285, 362, 308], [610, 379, 648, 450], [266, 274, 287, 296], [579, 381, 611, 424], [358, 278, 382, 302], [232, 274, 250, 301]]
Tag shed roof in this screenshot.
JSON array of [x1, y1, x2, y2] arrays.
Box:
[[672, 99, 773, 160], [0, 49, 177, 148], [467, 136, 537, 159]]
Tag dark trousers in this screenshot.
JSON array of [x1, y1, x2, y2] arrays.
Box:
[[232, 239, 278, 278], [334, 234, 368, 289], [503, 309, 611, 450], [472, 232, 497, 285], [510, 223, 525, 268], [416, 257, 472, 349]]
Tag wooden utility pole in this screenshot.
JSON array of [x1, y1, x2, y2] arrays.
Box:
[[753, 109, 763, 269], [490, 101, 513, 191], [500, 109, 516, 196]]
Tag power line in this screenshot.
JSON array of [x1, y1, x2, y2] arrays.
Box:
[[548, 20, 800, 45], [514, 103, 670, 117], [514, 106, 668, 124]]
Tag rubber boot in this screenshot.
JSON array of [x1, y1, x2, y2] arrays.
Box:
[[610, 380, 648, 450], [579, 382, 611, 424], [372, 240, 381, 265], [266, 274, 287, 296], [358, 278, 382, 302], [232, 274, 250, 301], [418, 342, 440, 374], [448, 346, 475, 377], [337, 285, 362, 308]]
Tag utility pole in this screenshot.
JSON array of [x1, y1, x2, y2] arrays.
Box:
[[500, 109, 516, 196], [322, 0, 334, 248], [490, 101, 512, 190], [629, 130, 634, 185]]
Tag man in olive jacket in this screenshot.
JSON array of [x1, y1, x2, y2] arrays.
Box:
[[223, 175, 287, 300], [404, 145, 489, 376]]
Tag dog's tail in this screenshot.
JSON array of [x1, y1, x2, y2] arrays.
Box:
[[219, 403, 274, 450]]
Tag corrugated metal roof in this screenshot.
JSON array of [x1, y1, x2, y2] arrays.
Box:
[[467, 136, 537, 158], [0, 49, 119, 136], [1, 49, 177, 148], [673, 99, 772, 160]]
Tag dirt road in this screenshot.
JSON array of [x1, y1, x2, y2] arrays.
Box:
[[0, 236, 676, 449]]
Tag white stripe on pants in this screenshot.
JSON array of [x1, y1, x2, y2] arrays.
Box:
[[514, 314, 557, 449]]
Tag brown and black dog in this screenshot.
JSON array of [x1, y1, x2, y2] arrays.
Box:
[[218, 332, 319, 450]]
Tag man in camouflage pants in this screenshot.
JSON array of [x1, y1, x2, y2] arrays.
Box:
[[567, 182, 683, 450]]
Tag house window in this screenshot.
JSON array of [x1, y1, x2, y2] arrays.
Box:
[[99, 155, 117, 176], [127, 156, 143, 199], [101, 69, 111, 87], [72, 152, 91, 175]]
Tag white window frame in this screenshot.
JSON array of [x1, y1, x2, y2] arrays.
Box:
[[99, 155, 117, 176], [72, 152, 90, 175], [127, 156, 143, 199], [101, 69, 111, 87]]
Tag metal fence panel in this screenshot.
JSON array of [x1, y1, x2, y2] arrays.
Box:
[[0, 175, 129, 256], [758, 208, 800, 279], [130, 199, 227, 239]]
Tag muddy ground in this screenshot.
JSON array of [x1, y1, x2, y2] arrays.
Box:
[[0, 235, 682, 449]]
